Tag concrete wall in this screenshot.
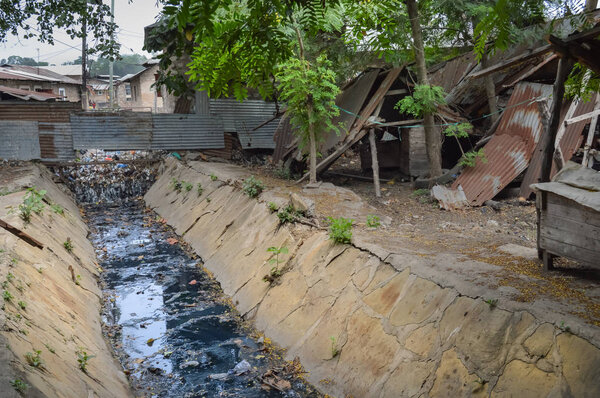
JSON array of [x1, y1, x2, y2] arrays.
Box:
[[116, 65, 166, 113], [0, 165, 131, 398], [145, 158, 600, 398]]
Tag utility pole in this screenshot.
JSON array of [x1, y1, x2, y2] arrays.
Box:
[[109, 0, 115, 109], [81, 17, 88, 110], [36, 48, 40, 75]]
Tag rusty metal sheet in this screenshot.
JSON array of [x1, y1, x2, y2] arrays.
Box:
[[452, 82, 554, 205], [0, 101, 80, 122], [520, 94, 598, 198], [429, 52, 478, 94], [38, 122, 74, 162]]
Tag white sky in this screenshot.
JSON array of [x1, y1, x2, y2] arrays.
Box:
[[0, 0, 162, 65]]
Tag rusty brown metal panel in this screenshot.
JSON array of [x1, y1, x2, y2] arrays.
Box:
[[452, 82, 553, 205], [0, 101, 79, 122], [520, 94, 597, 198], [272, 115, 295, 164], [429, 52, 477, 94], [38, 134, 56, 159], [38, 122, 74, 162]]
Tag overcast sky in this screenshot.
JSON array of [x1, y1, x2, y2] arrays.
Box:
[[0, 0, 163, 65]]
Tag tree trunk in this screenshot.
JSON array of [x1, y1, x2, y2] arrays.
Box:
[[308, 105, 317, 184], [481, 52, 499, 124], [405, 0, 442, 178], [368, 129, 381, 197]]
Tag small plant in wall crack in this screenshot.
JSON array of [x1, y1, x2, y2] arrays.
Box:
[[184, 182, 193, 192], [210, 174, 218, 181], [484, 298, 497, 309], [10, 379, 29, 394], [366, 214, 381, 228], [77, 348, 95, 372], [170, 178, 182, 193], [19, 187, 46, 223], [263, 245, 288, 283], [267, 202, 279, 213], [18, 300, 26, 311], [327, 217, 353, 244], [63, 238, 74, 253], [3, 290, 13, 302], [559, 321, 571, 333], [330, 336, 340, 358], [277, 204, 304, 225], [51, 203, 64, 216], [197, 183, 204, 196], [242, 176, 265, 198], [25, 349, 44, 368]]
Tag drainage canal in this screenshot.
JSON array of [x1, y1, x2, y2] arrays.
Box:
[[60, 162, 320, 397]]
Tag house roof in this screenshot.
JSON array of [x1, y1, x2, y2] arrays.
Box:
[[42, 64, 83, 77], [0, 84, 63, 101], [0, 65, 80, 84]]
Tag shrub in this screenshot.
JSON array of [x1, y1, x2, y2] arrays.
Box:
[[77, 349, 95, 372], [276, 205, 302, 224], [366, 215, 381, 228], [327, 217, 353, 244], [242, 176, 265, 198], [19, 187, 46, 223]]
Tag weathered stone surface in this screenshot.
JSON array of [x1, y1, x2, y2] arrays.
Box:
[[429, 349, 488, 397], [290, 192, 315, 215], [405, 322, 438, 357], [334, 309, 400, 397], [390, 277, 456, 326], [363, 270, 410, 317], [524, 323, 554, 358], [492, 360, 557, 398], [557, 333, 600, 398], [382, 361, 433, 398]]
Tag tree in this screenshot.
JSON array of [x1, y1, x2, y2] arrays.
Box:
[[0, 0, 119, 58], [0, 55, 48, 66]]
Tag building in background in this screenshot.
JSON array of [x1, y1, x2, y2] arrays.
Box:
[[0, 64, 81, 102]]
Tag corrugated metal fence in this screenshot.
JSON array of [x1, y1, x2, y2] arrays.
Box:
[[0, 112, 227, 162]]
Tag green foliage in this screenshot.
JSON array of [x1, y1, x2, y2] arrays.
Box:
[[484, 298, 498, 309], [63, 238, 74, 253], [267, 202, 279, 213], [170, 178, 182, 192], [88, 53, 147, 77], [25, 350, 43, 368], [330, 336, 339, 358], [76, 349, 95, 372], [50, 203, 64, 215], [18, 300, 26, 310], [6, 273, 14, 282], [267, 245, 288, 266], [0, 1, 119, 58], [206, 197, 212, 203], [460, 149, 487, 168], [19, 187, 46, 223], [242, 176, 265, 198], [197, 183, 204, 196], [366, 215, 381, 228], [184, 182, 193, 192], [276, 54, 341, 152], [559, 321, 571, 333], [210, 174, 218, 181], [10, 379, 29, 394], [395, 84, 447, 118], [276, 205, 303, 225], [565, 63, 600, 102], [443, 123, 472, 139], [412, 189, 430, 197], [273, 166, 292, 180], [3, 290, 13, 302], [327, 217, 353, 244]]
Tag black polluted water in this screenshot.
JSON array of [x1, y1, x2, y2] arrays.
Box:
[[85, 200, 320, 398]]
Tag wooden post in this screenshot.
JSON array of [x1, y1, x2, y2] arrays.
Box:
[[582, 95, 600, 167], [368, 129, 381, 198], [540, 57, 574, 183]]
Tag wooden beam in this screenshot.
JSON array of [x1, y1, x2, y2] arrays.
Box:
[[366, 119, 421, 128], [540, 57, 574, 183], [0, 219, 44, 249], [385, 89, 408, 96], [468, 44, 552, 79], [549, 34, 600, 75], [582, 94, 600, 166], [564, 108, 600, 125], [297, 67, 403, 183]]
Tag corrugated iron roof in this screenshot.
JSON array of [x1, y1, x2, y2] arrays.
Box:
[[235, 117, 280, 149], [452, 82, 554, 205], [0, 85, 63, 101], [0, 65, 80, 84]]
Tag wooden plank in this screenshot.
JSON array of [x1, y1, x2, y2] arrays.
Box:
[[539, 236, 599, 267], [468, 44, 552, 79], [297, 67, 403, 183], [0, 219, 44, 249], [564, 108, 600, 125], [542, 213, 600, 237], [540, 224, 600, 252], [545, 193, 600, 227], [385, 89, 408, 96]]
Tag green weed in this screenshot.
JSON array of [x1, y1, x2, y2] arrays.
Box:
[[366, 214, 381, 228], [76, 349, 95, 372], [3, 290, 13, 302], [274, 166, 292, 180], [25, 350, 44, 368], [184, 182, 193, 192], [242, 176, 265, 198], [484, 298, 498, 309], [327, 217, 353, 244], [197, 183, 203, 196], [210, 174, 218, 181], [18, 301, 26, 310], [276, 205, 303, 225], [51, 203, 64, 215], [170, 178, 182, 193], [330, 336, 340, 358], [10, 379, 29, 394], [6, 273, 14, 282], [267, 202, 279, 213], [63, 238, 74, 252], [19, 187, 46, 223], [263, 246, 288, 283]]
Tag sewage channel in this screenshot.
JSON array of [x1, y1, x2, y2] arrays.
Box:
[[62, 163, 321, 398]]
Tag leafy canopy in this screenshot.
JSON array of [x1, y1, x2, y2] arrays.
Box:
[[395, 84, 447, 119]]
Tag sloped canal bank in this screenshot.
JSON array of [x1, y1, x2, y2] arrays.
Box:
[[85, 200, 320, 398]]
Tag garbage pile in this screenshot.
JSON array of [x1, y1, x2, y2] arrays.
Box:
[[53, 150, 159, 204]]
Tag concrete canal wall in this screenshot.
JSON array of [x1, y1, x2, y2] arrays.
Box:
[[0, 165, 131, 398], [146, 158, 600, 398]]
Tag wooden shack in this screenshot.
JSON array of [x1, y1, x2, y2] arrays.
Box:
[[532, 164, 600, 270]]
